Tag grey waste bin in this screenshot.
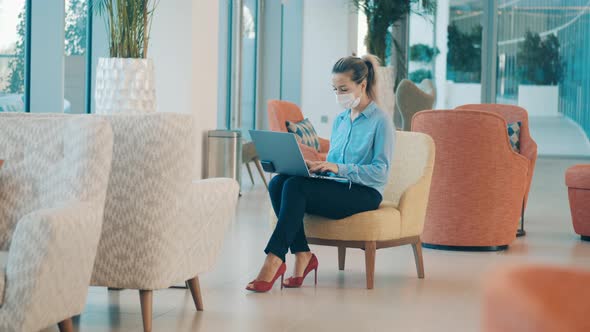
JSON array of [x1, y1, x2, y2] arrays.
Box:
[[206, 130, 242, 186]]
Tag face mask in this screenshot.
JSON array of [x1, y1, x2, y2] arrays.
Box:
[[336, 93, 361, 109]]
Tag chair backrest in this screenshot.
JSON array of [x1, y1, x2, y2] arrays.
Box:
[[411, 110, 528, 244], [267, 100, 304, 132], [396, 79, 435, 131], [456, 104, 531, 142], [383, 131, 435, 207], [418, 79, 436, 102], [0, 115, 113, 250]]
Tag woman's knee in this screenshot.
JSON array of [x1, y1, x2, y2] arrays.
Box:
[[269, 174, 290, 193], [283, 176, 310, 194]]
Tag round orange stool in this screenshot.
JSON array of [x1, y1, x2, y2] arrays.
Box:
[[566, 164, 590, 241], [483, 265, 590, 332]]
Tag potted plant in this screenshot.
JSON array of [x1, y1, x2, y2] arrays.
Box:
[[445, 23, 482, 107], [351, 0, 435, 117], [517, 31, 563, 117], [409, 43, 439, 83], [92, 0, 159, 114]]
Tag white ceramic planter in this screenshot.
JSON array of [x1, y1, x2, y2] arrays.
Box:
[[95, 57, 156, 114], [445, 82, 481, 108], [518, 85, 559, 117]]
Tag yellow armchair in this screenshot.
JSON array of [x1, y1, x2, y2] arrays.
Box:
[[270, 131, 435, 289]]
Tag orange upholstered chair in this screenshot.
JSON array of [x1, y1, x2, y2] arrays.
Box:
[[412, 110, 529, 250], [483, 265, 590, 332], [457, 104, 537, 236], [267, 100, 330, 161], [565, 164, 590, 241]]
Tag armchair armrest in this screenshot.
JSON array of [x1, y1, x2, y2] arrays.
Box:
[[2, 202, 101, 331], [318, 138, 330, 154], [187, 178, 239, 274], [398, 167, 434, 238]]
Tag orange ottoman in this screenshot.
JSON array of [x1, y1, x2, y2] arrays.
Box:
[[566, 165, 590, 241], [483, 265, 590, 332]]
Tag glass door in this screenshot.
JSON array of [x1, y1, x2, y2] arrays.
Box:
[[0, 0, 28, 112], [496, 0, 590, 156], [228, 0, 260, 140]]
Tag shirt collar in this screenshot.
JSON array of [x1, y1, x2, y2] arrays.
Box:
[[338, 101, 378, 120]]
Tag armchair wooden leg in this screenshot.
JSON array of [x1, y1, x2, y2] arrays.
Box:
[[58, 318, 74, 332], [139, 290, 153, 332], [187, 276, 204, 311], [364, 241, 376, 289], [254, 159, 269, 189], [412, 241, 425, 279], [338, 246, 346, 271], [245, 162, 255, 185]]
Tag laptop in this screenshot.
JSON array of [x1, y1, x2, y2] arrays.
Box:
[[249, 130, 349, 183]]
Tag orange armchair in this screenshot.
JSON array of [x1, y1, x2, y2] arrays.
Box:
[[412, 110, 529, 250], [267, 100, 330, 161], [457, 104, 537, 236], [483, 265, 590, 332]]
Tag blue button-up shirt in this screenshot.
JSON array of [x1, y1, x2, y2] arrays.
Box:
[[327, 101, 395, 195]]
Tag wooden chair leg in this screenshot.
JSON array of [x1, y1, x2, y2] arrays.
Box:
[[245, 162, 255, 185], [412, 241, 425, 279], [254, 159, 269, 189], [364, 241, 376, 289], [338, 246, 346, 271], [139, 290, 153, 332], [187, 276, 204, 311], [58, 318, 74, 332]]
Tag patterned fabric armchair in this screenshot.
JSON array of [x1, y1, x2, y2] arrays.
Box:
[[267, 100, 330, 161], [412, 110, 529, 250], [89, 114, 240, 332], [0, 116, 113, 332]]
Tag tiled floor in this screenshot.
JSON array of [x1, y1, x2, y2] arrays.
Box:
[[43, 157, 590, 332], [529, 116, 590, 157]]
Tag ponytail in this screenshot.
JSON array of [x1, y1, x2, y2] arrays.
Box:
[[332, 54, 381, 101], [361, 54, 380, 102]]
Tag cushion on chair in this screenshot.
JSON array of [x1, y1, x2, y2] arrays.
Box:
[[507, 121, 521, 153], [0, 251, 7, 306], [269, 201, 402, 242], [286, 118, 321, 152]]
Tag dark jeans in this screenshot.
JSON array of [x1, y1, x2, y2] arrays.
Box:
[[265, 175, 383, 262]]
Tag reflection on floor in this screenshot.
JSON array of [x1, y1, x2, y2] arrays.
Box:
[[529, 116, 590, 157], [42, 158, 590, 332]]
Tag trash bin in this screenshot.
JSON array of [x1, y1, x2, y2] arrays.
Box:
[[206, 130, 242, 186]]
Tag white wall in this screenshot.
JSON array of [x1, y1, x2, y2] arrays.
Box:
[[301, 0, 356, 138], [145, 0, 220, 178]]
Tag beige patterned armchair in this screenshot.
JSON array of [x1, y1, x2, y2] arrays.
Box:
[[90, 114, 240, 332], [0, 116, 113, 332]]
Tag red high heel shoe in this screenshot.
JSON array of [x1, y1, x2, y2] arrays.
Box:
[[283, 253, 319, 288], [246, 263, 287, 292]]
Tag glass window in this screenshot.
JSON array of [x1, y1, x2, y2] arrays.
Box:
[[496, 0, 590, 156], [64, 0, 88, 114], [407, 0, 484, 109], [0, 0, 27, 112], [239, 0, 258, 138]]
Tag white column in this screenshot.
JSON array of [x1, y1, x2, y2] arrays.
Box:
[[434, 0, 449, 108], [30, 0, 65, 113]]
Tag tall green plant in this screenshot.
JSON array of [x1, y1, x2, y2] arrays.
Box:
[[517, 31, 563, 85], [92, 0, 159, 58], [5, 4, 26, 94], [351, 0, 436, 65]]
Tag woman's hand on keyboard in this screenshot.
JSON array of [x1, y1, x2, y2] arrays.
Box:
[[307, 161, 338, 174]]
